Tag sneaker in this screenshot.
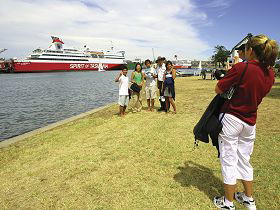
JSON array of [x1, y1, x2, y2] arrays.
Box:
[[213, 196, 235, 210], [234, 192, 256, 210]]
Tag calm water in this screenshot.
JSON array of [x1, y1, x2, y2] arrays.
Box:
[[0, 71, 126, 141]]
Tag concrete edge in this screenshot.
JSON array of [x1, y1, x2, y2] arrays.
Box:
[[0, 102, 116, 149]]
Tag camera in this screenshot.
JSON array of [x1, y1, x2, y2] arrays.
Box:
[[214, 69, 227, 80]]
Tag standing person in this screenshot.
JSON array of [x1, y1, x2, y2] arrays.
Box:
[[236, 44, 246, 61], [163, 61, 177, 114], [213, 34, 278, 210], [130, 62, 144, 112], [155, 56, 166, 111], [144, 59, 157, 111], [115, 66, 129, 117]]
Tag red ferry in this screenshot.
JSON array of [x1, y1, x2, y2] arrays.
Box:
[[0, 37, 126, 73]]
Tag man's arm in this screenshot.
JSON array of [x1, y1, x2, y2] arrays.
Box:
[[115, 71, 122, 82]]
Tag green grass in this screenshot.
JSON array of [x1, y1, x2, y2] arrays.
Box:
[[0, 77, 279, 209]]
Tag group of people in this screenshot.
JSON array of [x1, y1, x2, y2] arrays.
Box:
[[115, 56, 177, 116], [115, 34, 278, 210]]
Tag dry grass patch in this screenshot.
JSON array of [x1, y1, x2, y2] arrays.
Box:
[[0, 77, 279, 209]]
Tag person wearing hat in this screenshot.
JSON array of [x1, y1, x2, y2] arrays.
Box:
[[213, 34, 278, 210], [144, 59, 157, 111], [236, 44, 246, 61], [155, 56, 166, 111], [226, 44, 247, 71]]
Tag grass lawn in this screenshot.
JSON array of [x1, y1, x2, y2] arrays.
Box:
[[0, 77, 279, 209]]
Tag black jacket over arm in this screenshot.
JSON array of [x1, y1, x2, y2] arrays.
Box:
[[193, 94, 226, 156]]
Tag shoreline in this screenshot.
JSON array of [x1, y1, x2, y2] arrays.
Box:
[[0, 102, 116, 148]]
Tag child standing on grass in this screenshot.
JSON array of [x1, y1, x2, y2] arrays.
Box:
[[115, 66, 129, 117], [163, 61, 176, 114], [155, 56, 167, 112], [130, 63, 144, 112], [144, 59, 157, 111]]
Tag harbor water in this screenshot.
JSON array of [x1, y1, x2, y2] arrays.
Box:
[[0, 71, 124, 141]]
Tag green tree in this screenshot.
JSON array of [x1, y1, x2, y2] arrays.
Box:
[[212, 45, 230, 67]]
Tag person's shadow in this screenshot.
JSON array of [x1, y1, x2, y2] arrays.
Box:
[[173, 161, 223, 201]]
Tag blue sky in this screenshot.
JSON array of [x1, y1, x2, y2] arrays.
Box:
[[0, 0, 279, 60], [197, 0, 280, 57]]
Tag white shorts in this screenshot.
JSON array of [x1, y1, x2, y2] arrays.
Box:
[[118, 95, 129, 107], [218, 113, 256, 185], [145, 85, 157, 99]]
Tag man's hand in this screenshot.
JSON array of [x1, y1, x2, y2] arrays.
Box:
[[115, 71, 123, 82]]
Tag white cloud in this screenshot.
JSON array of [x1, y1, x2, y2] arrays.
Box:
[[0, 0, 211, 60], [204, 0, 230, 9], [199, 0, 231, 19]]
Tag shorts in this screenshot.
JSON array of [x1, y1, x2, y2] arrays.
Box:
[[218, 113, 256, 185], [164, 88, 172, 97], [145, 85, 157, 99], [118, 95, 129, 107]]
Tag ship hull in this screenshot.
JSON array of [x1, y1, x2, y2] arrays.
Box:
[[10, 61, 125, 73], [0, 62, 4, 70], [174, 65, 192, 69]]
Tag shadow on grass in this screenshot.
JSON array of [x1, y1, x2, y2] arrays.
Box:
[[173, 161, 223, 201]]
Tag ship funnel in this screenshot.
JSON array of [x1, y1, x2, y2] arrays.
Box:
[[0, 48, 7, 54], [49, 36, 64, 51]]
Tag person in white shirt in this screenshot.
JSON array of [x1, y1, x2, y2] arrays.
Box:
[[144, 59, 157, 111], [155, 56, 166, 111], [115, 66, 129, 117]]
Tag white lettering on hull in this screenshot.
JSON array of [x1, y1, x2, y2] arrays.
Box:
[[69, 63, 109, 69], [19, 62, 31, 65]]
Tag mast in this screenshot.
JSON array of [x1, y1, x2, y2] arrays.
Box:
[[152, 48, 155, 62]]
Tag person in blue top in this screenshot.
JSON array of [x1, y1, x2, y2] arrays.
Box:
[[163, 60, 177, 114]]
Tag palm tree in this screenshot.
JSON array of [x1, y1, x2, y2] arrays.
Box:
[[212, 45, 230, 67]]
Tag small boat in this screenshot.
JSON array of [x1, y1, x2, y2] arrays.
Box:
[[173, 59, 192, 69]]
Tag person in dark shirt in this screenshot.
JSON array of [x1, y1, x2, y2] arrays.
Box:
[[213, 35, 278, 210]]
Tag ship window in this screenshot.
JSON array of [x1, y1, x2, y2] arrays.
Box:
[[29, 58, 89, 61], [91, 54, 98, 58], [42, 54, 88, 58]]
